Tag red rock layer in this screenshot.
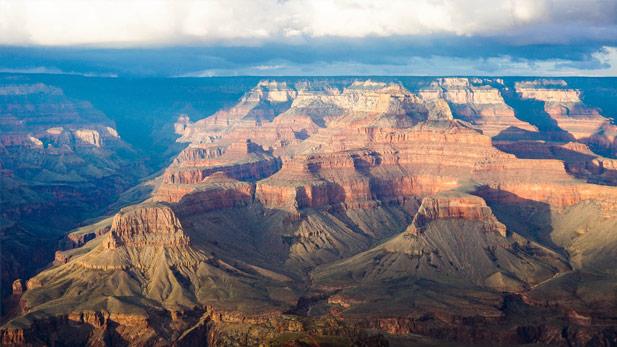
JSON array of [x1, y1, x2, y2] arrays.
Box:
[[156, 140, 281, 202], [406, 193, 507, 236], [162, 157, 280, 185]]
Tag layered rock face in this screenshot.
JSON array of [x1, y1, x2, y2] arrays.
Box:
[[178, 80, 298, 143], [406, 192, 507, 236], [418, 78, 537, 137], [515, 79, 617, 157], [156, 140, 280, 202], [4, 77, 617, 346], [103, 204, 189, 249]]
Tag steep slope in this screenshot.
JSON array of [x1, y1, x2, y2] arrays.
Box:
[[313, 191, 568, 294]]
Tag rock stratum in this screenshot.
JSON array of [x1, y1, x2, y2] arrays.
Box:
[[2, 77, 617, 346]]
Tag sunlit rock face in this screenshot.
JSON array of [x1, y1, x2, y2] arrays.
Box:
[[418, 78, 537, 137], [3, 77, 617, 347], [103, 204, 189, 249]]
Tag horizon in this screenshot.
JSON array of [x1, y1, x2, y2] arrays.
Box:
[[3, 72, 617, 79]]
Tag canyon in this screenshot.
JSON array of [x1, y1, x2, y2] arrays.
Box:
[[1, 76, 617, 346]]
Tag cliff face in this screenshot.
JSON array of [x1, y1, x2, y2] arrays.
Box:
[[407, 192, 507, 236], [418, 78, 537, 137], [156, 140, 280, 202], [103, 204, 190, 249], [4, 77, 617, 346], [175, 172, 254, 216], [515, 79, 617, 157], [178, 80, 298, 143]]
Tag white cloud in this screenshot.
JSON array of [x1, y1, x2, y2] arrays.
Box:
[[0, 0, 614, 46]]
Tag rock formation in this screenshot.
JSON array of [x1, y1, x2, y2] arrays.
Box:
[[313, 191, 568, 293], [406, 192, 507, 236], [418, 78, 538, 136]]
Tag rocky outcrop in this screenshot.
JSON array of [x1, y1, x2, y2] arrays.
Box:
[[156, 140, 281, 202], [11, 280, 24, 296], [407, 192, 507, 236], [53, 251, 70, 265], [163, 157, 280, 185], [0, 311, 150, 346], [161, 141, 279, 186], [63, 226, 110, 249], [73, 129, 101, 147], [176, 172, 254, 216], [103, 204, 189, 249]]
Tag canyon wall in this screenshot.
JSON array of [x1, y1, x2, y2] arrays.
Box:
[[4, 77, 617, 346]]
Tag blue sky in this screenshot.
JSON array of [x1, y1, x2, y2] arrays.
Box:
[[1, 0, 617, 77]]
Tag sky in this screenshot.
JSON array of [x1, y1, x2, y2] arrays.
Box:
[[1, 0, 617, 77]]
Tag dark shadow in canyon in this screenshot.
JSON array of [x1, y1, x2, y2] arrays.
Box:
[[472, 186, 564, 255], [501, 89, 575, 142]]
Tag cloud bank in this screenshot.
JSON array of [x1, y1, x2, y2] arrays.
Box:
[[1, 0, 616, 76], [2, 0, 616, 46]]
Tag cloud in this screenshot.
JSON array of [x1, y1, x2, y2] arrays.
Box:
[[1, 0, 616, 76], [1, 0, 616, 46]]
